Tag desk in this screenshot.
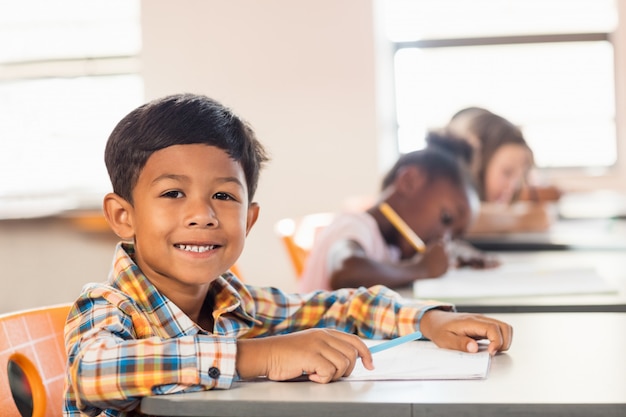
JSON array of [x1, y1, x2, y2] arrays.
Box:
[[458, 218, 626, 313], [396, 249, 626, 313], [141, 312, 626, 417], [466, 218, 626, 252]]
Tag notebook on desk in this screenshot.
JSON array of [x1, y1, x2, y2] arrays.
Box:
[[345, 340, 491, 381], [413, 263, 618, 300]]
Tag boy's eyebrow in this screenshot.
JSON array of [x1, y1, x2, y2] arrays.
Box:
[[215, 176, 245, 188], [151, 174, 245, 188]]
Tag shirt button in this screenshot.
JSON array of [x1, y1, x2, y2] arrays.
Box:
[[208, 367, 221, 379]]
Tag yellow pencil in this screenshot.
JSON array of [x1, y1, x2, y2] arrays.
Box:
[[379, 202, 426, 254]]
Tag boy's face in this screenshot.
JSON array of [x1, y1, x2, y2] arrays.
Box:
[[114, 144, 258, 293], [404, 178, 475, 246]]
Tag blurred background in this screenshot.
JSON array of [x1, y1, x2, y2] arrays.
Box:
[[1, 0, 624, 313]]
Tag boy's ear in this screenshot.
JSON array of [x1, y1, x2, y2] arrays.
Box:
[[395, 166, 427, 197], [103, 192, 135, 240], [245, 202, 260, 235]]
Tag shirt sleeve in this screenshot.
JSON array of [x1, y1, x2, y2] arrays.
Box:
[[245, 284, 454, 339], [64, 296, 237, 414]]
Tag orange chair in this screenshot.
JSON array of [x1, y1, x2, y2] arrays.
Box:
[[229, 264, 244, 281], [0, 303, 72, 417], [275, 213, 335, 279]]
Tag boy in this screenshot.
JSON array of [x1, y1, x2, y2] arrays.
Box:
[[298, 143, 492, 292], [64, 94, 512, 417]]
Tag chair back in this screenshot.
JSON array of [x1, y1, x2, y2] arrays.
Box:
[[0, 303, 72, 417], [229, 264, 244, 281], [275, 212, 335, 279]]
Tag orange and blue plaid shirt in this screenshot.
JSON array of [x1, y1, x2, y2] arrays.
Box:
[[64, 242, 449, 417]]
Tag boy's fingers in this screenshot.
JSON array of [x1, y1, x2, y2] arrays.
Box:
[[304, 331, 374, 382], [303, 359, 338, 384], [328, 331, 374, 372], [318, 344, 354, 380], [464, 319, 513, 355], [480, 318, 513, 352], [436, 318, 512, 355], [498, 321, 513, 351]]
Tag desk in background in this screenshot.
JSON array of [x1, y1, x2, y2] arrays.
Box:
[[426, 218, 626, 314], [398, 250, 626, 313], [466, 218, 626, 252], [141, 312, 626, 417]]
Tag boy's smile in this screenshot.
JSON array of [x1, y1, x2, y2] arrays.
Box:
[[111, 143, 259, 307]]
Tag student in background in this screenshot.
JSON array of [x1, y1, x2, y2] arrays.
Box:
[[444, 107, 561, 234], [298, 140, 495, 293], [63, 94, 512, 417]]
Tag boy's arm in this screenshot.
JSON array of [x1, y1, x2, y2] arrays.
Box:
[[246, 281, 453, 341], [327, 239, 449, 290], [65, 298, 238, 414]]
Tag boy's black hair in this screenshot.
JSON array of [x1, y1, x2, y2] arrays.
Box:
[[104, 93, 269, 203], [381, 144, 474, 192]]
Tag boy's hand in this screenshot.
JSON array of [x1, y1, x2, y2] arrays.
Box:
[[237, 329, 374, 383], [419, 309, 513, 356]]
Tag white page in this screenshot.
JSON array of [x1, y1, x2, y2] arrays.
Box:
[[345, 340, 491, 381], [413, 264, 617, 299]]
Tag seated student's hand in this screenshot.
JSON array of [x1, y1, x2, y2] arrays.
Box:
[[517, 184, 562, 202], [467, 201, 554, 235], [449, 239, 500, 269], [514, 202, 554, 232], [419, 309, 513, 356], [414, 241, 450, 278], [236, 329, 374, 384], [455, 253, 500, 269]]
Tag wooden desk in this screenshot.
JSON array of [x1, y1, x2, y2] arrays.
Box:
[[141, 313, 626, 417]]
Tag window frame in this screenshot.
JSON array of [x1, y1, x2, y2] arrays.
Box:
[[378, 1, 626, 193]]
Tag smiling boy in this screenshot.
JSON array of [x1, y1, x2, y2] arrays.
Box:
[[63, 94, 512, 417]]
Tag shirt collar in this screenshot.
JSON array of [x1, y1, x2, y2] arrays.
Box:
[[108, 242, 259, 336]]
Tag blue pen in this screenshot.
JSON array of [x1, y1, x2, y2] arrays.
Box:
[[369, 330, 423, 354]]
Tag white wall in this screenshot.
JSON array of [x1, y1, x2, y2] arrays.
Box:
[[140, 0, 385, 291], [0, 218, 120, 314]]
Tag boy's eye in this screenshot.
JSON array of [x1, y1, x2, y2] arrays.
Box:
[[213, 192, 235, 201], [440, 211, 453, 226], [162, 190, 184, 199]]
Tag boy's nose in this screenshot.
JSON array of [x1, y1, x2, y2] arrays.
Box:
[[186, 201, 219, 227]]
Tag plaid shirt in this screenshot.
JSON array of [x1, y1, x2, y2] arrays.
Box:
[[64, 242, 449, 417]]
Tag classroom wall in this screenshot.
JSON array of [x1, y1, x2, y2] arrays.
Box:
[[0, 0, 384, 313], [140, 0, 385, 290]]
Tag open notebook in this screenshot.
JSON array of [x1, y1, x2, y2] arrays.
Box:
[[413, 263, 618, 300], [345, 340, 491, 381]]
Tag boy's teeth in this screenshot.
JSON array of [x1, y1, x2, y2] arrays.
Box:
[[176, 244, 214, 252]]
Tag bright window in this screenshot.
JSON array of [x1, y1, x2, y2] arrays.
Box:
[[383, 0, 618, 170], [0, 0, 143, 210]]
